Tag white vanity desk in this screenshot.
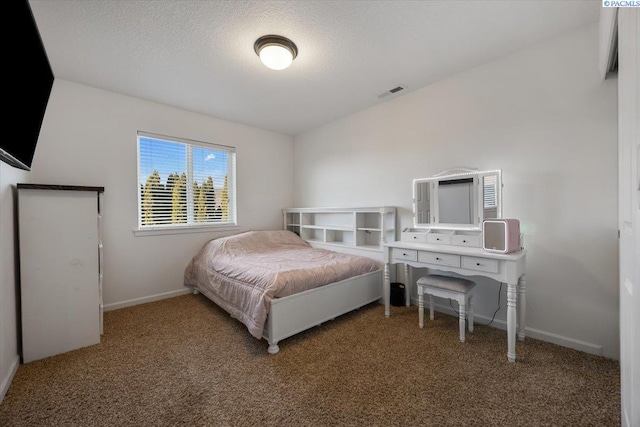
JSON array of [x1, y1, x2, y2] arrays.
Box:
[[383, 241, 526, 362], [388, 167, 528, 361]]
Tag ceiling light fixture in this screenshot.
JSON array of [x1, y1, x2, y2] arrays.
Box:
[[254, 35, 298, 71]]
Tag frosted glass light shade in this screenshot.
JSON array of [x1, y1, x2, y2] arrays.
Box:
[[259, 45, 293, 70], [254, 35, 298, 71]]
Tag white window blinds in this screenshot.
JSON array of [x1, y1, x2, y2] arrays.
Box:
[[137, 132, 236, 229]]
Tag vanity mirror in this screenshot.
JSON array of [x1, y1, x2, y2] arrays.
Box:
[[412, 168, 502, 230]]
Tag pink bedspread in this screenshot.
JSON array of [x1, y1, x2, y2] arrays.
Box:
[[184, 230, 380, 339]]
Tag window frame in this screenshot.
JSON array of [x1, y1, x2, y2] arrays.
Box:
[[134, 131, 238, 236]]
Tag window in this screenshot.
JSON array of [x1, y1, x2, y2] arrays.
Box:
[[137, 131, 236, 230]]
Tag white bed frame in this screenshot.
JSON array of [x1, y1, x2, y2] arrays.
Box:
[[193, 270, 382, 354], [263, 270, 382, 354]]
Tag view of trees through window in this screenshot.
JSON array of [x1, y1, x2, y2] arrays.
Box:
[[138, 134, 233, 227], [140, 171, 229, 225]]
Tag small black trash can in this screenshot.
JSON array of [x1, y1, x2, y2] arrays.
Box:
[[390, 282, 405, 307]]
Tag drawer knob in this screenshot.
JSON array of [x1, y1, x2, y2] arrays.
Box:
[[436, 238, 440, 241], [476, 263, 481, 266], [403, 253, 407, 256], [413, 236, 417, 239], [463, 240, 467, 243], [436, 257, 440, 260]]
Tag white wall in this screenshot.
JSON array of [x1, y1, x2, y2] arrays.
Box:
[[1, 79, 292, 402], [0, 163, 28, 401], [293, 24, 619, 358], [29, 80, 294, 308]]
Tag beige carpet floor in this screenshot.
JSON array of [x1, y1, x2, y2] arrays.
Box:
[[0, 294, 620, 426]]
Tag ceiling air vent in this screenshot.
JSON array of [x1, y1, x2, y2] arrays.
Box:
[[377, 85, 405, 99]]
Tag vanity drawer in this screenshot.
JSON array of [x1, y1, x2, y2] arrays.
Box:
[[451, 234, 481, 247], [461, 256, 499, 273], [426, 234, 451, 245], [418, 251, 460, 268], [402, 231, 428, 243], [393, 249, 418, 262]]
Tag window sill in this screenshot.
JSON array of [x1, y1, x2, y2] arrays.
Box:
[[133, 224, 240, 237]]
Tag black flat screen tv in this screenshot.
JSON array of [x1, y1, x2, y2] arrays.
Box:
[[0, 0, 54, 171]]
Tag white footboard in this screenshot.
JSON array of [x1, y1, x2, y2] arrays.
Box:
[[262, 270, 382, 354]]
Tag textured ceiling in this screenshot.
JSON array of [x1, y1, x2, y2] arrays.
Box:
[[29, 1, 600, 136]]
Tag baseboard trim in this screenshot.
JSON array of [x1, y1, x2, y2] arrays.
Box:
[[411, 298, 603, 356], [103, 288, 192, 312], [524, 327, 603, 356], [0, 354, 20, 403]]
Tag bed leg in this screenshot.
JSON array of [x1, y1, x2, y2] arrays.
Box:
[[268, 342, 280, 354], [192, 287, 200, 295]]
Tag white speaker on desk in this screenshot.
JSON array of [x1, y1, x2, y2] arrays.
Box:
[[483, 219, 521, 253]]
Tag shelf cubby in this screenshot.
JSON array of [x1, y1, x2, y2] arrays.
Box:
[[284, 207, 396, 252]]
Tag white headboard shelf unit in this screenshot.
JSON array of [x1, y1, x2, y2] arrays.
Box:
[[283, 207, 396, 253]]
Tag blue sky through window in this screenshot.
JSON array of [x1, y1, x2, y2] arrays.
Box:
[[139, 136, 228, 188]]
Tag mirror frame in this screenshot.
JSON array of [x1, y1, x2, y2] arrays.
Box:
[[412, 168, 502, 230]]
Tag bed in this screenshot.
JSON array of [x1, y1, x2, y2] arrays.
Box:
[[184, 230, 382, 354]]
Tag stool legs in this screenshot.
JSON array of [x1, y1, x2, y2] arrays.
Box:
[[458, 299, 466, 343], [418, 286, 474, 343], [468, 295, 474, 333], [429, 295, 434, 320], [418, 287, 424, 329]]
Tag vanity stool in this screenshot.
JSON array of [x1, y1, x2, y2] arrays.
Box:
[[417, 275, 476, 343]]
